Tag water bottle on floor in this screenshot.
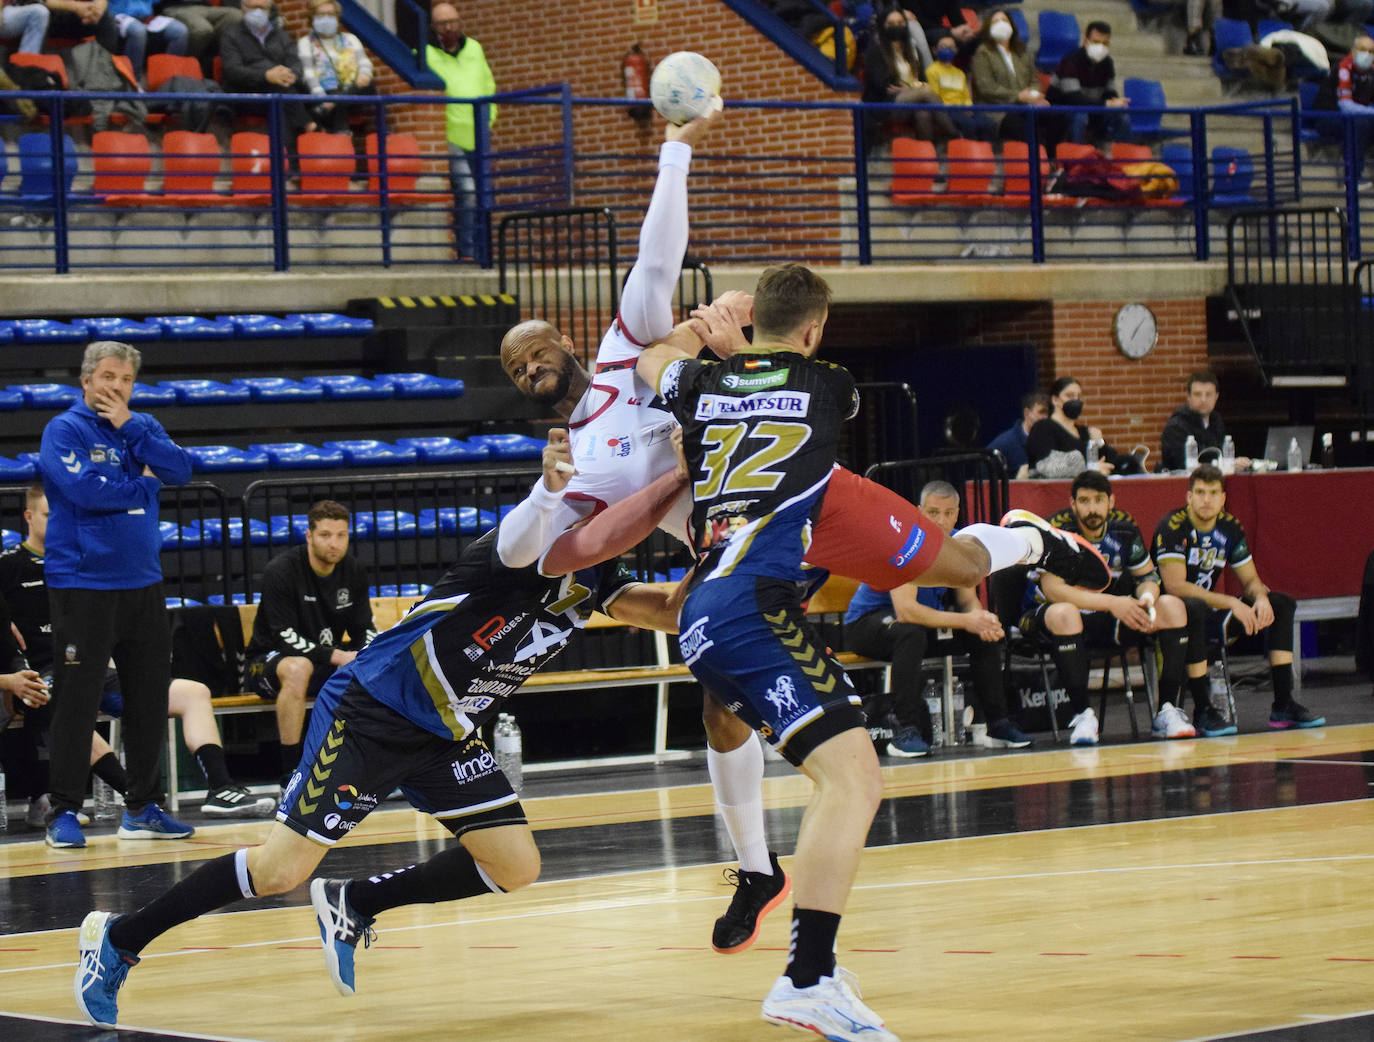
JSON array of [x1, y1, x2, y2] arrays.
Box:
[[92, 775, 122, 823], [494, 713, 524, 795], [951, 679, 967, 744], [923, 679, 944, 748]]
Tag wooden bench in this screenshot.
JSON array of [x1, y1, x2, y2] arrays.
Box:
[[1293, 596, 1362, 691]]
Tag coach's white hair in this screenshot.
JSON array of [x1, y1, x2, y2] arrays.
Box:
[[81, 341, 142, 380]]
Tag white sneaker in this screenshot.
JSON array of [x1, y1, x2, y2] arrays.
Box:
[[1151, 701, 1197, 739], [761, 967, 899, 1041], [1068, 708, 1099, 746]]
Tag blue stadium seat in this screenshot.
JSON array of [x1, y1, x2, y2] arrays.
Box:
[[369, 583, 426, 597], [0, 457, 37, 480], [301, 375, 394, 400], [1161, 143, 1195, 201], [187, 517, 271, 548], [375, 372, 466, 398], [219, 314, 308, 337], [13, 319, 91, 343], [81, 317, 163, 341], [1009, 8, 1031, 47], [1123, 79, 1187, 143], [16, 133, 79, 207], [1298, 80, 1342, 142], [157, 315, 235, 339], [207, 592, 259, 605], [249, 442, 345, 468], [1036, 11, 1079, 71], [322, 439, 420, 465], [130, 382, 179, 406], [473, 433, 544, 460], [1211, 146, 1255, 205], [417, 506, 499, 535], [350, 510, 417, 539], [1212, 18, 1255, 81], [268, 514, 306, 544], [165, 597, 203, 608], [8, 383, 80, 407], [16, 452, 39, 468], [0, 321, 15, 344], [395, 436, 491, 463], [2, 529, 20, 550], [230, 377, 326, 402], [0, 390, 24, 411], [159, 379, 254, 404], [287, 312, 375, 335], [158, 521, 181, 549]]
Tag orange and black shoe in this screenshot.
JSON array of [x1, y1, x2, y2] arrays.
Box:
[[712, 851, 791, 954], [1001, 509, 1112, 592]]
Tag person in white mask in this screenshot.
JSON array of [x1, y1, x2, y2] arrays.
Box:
[[1046, 20, 1130, 146], [970, 8, 1048, 142], [1315, 34, 1374, 190], [297, 0, 375, 134]]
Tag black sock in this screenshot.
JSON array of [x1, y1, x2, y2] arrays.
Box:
[[1050, 636, 1090, 714], [785, 907, 840, 988], [348, 845, 501, 919], [109, 852, 249, 956], [193, 744, 233, 791], [1271, 663, 1294, 709], [91, 752, 129, 795], [1157, 627, 1188, 708], [1188, 674, 1211, 713], [280, 742, 302, 775]]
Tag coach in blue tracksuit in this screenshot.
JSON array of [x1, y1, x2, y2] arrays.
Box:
[[37, 341, 195, 849]]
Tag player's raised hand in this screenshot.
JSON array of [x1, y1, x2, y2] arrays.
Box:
[[689, 300, 750, 358], [543, 428, 575, 492], [665, 95, 723, 148]]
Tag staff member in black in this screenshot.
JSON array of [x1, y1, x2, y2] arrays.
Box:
[[245, 499, 376, 788]]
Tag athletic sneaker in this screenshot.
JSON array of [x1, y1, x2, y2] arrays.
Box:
[[117, 803, 194, 840], [981, 717, 1033, 748], [1068, 707, 1099, 746], [886, 728, 930, 758], [712, 851, 791, 954], [75, 911, 138, 1028], [46, 810, 86, 849], [1001, 509, 1112, 592], [761, 967, 898, 1042], [201, 785, 277, 818], [1269, 701, 1325, 729], [311, 878, 376, 996], [1194, 704, 1238, 737], [1151, 702, 1197, 739]]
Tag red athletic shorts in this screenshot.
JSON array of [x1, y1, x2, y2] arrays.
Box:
[[805, 465, 944, 592]]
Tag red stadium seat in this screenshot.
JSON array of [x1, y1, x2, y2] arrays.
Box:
[[158, 130, 222, 205], [946, 138, 995, 204], [91, 131, 156, 206], [10, 52, 68, 89], [1001, 140, 1052, 207], [292, 132, 357, 207], [365, 132, 451, 207], [888, 137, 943, 207], [227, 131, 273, 206], [146, 53, 204, 92]]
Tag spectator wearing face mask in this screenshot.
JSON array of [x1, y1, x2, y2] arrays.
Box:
[[924, 34, 996, 140], [221, 0, 315, 137], [297, 0, 374, 134], [1026, 376, 1128, 478], [1315, 34, 1374, 190], [862, 6, 957, 145], [1046, 21, 1129, 146], [970, 8, 1049, 142]]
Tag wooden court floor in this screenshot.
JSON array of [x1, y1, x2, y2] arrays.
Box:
[[3, 724, 1374, 1041]]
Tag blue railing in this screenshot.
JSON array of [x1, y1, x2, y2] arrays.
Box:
[[0, 86, 1332, 272]]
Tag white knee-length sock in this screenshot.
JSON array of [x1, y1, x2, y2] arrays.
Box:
[[706, 735, 772, 875], [957, 522, 1039, 572]]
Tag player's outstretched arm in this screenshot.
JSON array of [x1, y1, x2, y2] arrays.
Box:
[[541, 464, 688, 576], [635, 328, 698, 394], [496, 429, 585, 570], [604, 582, 680, 633]]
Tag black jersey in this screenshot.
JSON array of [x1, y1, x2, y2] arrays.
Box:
[[246, 544, 377, 664], [1040, 508, 1157, 600], [0, 541, 51, 671], [655, 350, 858, 583], [1152, 507, 1252, 592], [347, 529, 641, 740]]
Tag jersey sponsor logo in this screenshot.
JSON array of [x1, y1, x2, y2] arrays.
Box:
[[450, 694, 497, 715], [90, 448, 107, 463], [452, 746, 499, 783], [512, 620, 573, 662], [706, 499, 757, 519], [322, 812, 357, 833], [317, 626, 335, 646], [464, 678, 518, 697], [890, 526, 927, 569], [889, 515, 902, 533], [21, 579, 43, 588], [721, 369, 790, 392], [606, 434, 632, 459], [765, 675, 801, 717], [695, 390, 810, 422], [680, 616, 714, 666], [64, 643, 79, 665], [336, 589, 351, 609], [473, 612, 526, 651]]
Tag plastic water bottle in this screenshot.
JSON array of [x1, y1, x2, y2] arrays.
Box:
[[1321, 431, 1335, 469], [1208, 661, 1228, 704], [1084, 439, 1099, 470], [923, 680, 944, 748], [0, 767, 7, 831], [92, 774, 122, 823], [1286, 437, 1303, 473], [493, 713, 523, 794], [950, 680, 967, 744], [1184, 435, 1199, 472], [1221, 435, 1235, 475]]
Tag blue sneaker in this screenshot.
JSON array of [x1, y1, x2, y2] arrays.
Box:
[[1195, 704, 1238, 738], [117, 803, 194, 840], [310, 878, 376, 996], [886, 727, 930, 758], [1269, 701, 1325, 729], [46, 810, 87, 849], [75, 911, 138, 1028]]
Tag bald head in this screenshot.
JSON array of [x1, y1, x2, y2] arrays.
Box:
[[501, 320, 586, 410]]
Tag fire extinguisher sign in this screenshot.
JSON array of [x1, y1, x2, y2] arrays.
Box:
[[633, 0, 657, 26]]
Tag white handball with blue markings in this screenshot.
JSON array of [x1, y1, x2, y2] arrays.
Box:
[[650, 51, 722, 125]]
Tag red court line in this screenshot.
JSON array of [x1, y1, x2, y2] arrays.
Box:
[[1327, 957, 1374, 962], [1233, 955, 1282, 959], [1041, 952, 1089, 956], [1134, 953, 1185, 958], [945, 950, 993, 954]]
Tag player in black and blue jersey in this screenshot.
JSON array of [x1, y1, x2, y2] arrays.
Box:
[[72, 440, 688, 1029], [1152, 463, 1322, 735]]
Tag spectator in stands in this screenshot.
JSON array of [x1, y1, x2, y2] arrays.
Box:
[[37, 340, 194, 849], [845, 480, 1033, 757], [1021, 470, 1196, 746], [426, 1, 495, 261], [1315, 34, 1374, 190], [986, 389, 1051, 478], [1, 0, 51, 54], [970, 8, 1048, 142], [154, 0, 240, 68], [1026, 376, 1127, 478], [0, 485, 275, 822], [244, 498, 376, 790], [908, 0, 976, 64], [221, 0, 314, 138], [862, 6, 957, 146], [1184, 0, 1219, 56], [42, 0, 120, 59], [106, 0, 189, 80], [925, 33, 997, 140], [1047, 21, 1130, 146], [1160, 370, 1251, 472], [297, 0, 374, 135], [1153, 463, 1324, 734]]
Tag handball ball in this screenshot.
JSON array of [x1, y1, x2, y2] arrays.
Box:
[[649, 51, 722, 125]]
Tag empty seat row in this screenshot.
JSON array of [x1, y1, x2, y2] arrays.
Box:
[[170, 584, 434, 609], [156, 506, 507, 549], [0, 313, 373, 343]]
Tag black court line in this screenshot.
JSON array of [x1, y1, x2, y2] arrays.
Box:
[[0, 1010, 250, 1041], [5, 750, 1373, 936], [1198, 1010, 1374, 1041]]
